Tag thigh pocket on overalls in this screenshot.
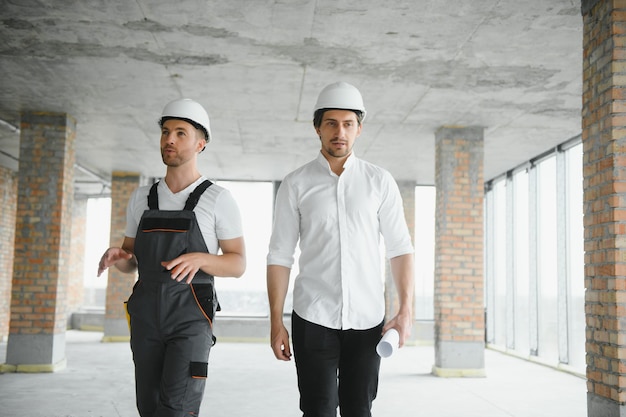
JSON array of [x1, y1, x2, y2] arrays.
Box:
[[190, 283, 217, 323], [190, 361, 208, 379]]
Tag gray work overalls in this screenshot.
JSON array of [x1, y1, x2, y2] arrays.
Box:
[[126, 180, 219, 417]]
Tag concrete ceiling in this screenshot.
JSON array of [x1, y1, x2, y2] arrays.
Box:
[[0, 0, 582, 197]]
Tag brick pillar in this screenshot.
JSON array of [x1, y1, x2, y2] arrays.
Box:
[[432, 126, 485, 377], [4, 111, 75, 372], [0, 166, 18, 342], [385, 181, 416, 321], [67, 199, 87, 314], [582, 1, 626, 414], [102, 172, 140, 342]]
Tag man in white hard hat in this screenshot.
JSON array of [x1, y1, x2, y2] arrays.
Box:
[[98, 98, 246, 417], [267, 82, 414, 416]]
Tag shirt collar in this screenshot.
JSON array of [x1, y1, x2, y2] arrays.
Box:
[[316, 151, 357, 174]]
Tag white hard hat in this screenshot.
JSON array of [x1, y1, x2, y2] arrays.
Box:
[[313, 81, 366, 121], [160, 98, 212, 142]]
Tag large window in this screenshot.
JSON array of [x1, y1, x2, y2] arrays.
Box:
[[513, 170, 530, 356], [566, 143, 585, 371], [414, 186, 435, 320], [485, 137, 585, 375], [215, 181, 275, 316], [492, 180, 507, 347], [83, 197, 111, 308], [536, 156, 559, 364]]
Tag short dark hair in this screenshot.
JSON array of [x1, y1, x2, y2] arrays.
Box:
[[313, 108, 364, 128], [159, 116, 208, 141]]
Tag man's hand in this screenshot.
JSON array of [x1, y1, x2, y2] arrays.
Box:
[[161, 252, 204, 284], [97, 247, 134, 277], [382, 309, 412, 348], [270, 322, 292, 361]]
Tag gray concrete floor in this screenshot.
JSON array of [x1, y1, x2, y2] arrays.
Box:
[[0, 330, 586, 417]]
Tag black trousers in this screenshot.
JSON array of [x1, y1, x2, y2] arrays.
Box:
[[291, 311, 383, 417]]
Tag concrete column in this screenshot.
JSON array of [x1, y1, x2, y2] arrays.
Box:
[[67, 199, 87, 314], [102, 172, 140, 342], [0, 166, 17, 342], [385, 181, 415, 321], [582, 1, 626, 415], [433, 126, 485, 377], [4, 111, 76, 372]]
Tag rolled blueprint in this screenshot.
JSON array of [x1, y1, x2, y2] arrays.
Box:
[[376, 328, 399, 358]]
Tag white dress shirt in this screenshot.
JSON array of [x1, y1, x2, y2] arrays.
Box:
[[267, 152, 414, 330]]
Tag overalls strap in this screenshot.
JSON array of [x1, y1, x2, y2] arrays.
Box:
[[147, 182, 159, 210], [184, 180, 213, 211], [146, 179, 213, 211]]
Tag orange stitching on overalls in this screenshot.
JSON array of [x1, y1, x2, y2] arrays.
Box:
[[190, 285, 213, 328], [142, 228, 188, 233]]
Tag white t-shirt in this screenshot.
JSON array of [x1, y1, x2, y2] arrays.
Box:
[[125, 176, 243, 254]]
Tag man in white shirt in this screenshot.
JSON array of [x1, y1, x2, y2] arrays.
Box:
[[267, 82, 414, 417], [98, 98, 246, 417]]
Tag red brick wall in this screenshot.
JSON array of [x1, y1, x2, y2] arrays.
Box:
[[0, 166, 17, 341], [583, 0, 626, 408], [104, 172, 140, 322], [10, 112, 75, 336], [434, 127, 484, 346], [67, 199, 87, 314]]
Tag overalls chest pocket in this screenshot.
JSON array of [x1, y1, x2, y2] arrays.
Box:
[[136, 213, 193, 274]]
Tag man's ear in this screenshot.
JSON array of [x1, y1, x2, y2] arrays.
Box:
[[197, 136, 207, 153], [195, 126, 207, 151]]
